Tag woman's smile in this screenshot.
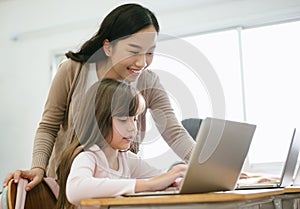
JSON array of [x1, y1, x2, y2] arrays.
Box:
[[127, 67, 143, 76]]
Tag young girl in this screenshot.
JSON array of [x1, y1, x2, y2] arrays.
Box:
[[56, 79, 187, 209]]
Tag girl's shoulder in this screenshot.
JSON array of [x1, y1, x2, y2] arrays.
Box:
[[73, 145, 111, 169], [76, 145, 104, 160]]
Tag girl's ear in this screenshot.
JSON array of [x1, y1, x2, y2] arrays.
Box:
[[103, 39, 112, 57]]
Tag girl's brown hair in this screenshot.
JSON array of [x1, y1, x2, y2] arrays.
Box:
[[56, 78, 144, 209]]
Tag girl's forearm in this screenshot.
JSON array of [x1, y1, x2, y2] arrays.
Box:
[[135, 179, 154, 192]]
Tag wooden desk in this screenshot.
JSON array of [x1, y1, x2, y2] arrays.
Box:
[[80, 188, 300, 209], [283, 186, 300, 194]]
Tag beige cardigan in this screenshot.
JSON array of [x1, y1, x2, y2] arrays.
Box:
[[31, 59, 195, 178]]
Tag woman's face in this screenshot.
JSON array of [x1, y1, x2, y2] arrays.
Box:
[[106, 26, 158, 82], [109, 116, 138, 150]]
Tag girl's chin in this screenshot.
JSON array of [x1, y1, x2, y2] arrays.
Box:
[[119, 146, 130, 151]]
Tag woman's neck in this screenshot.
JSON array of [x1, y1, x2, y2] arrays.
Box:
[[96, 60, 119, 80]]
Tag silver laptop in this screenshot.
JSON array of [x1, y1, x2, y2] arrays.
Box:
[[126, 117, 256, 196], [237, 128, 299, 189], [292, 152, 300, 186]]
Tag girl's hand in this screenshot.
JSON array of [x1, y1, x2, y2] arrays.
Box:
[[3, 167, 45, 191], [135, 164, 187, 192]]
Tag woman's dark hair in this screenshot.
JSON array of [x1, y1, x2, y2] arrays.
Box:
[[66, 3, 159, 63]]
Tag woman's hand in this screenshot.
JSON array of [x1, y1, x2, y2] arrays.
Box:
[[135, 164, 187, 192], [3, 167, 45, 191]]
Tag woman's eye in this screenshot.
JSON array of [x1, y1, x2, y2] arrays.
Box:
[[147, 52, 154, 56], [129, 51, 139, 55]]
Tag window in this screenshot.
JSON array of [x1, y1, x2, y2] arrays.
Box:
[[242, 21, 300, 171], [140, 20, 300, 172]]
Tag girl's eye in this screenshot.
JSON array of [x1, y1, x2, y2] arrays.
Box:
[[117, 117, 128, 122]]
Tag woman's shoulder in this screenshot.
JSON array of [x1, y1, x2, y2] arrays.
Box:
[[137, 69, 161, 89], [57, 59, 82, 74], [140, 69, 159, 80], [53, 58, 83, 83]]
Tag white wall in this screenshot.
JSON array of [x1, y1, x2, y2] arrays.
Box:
[[1, 0, 300, 185]]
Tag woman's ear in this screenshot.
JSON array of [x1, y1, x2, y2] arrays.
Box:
[[103, 39, 112, 56]]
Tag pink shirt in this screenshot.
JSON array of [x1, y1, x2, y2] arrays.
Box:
[[66, 145, 163, 206]]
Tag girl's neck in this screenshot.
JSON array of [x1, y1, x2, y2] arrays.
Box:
[[102, 144, 119, 171]]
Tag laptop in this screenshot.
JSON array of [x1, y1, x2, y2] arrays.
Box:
[[289, 130, 300, 186], [126, 117, 256, 196], [236, 128, 299, 189], [292, 161, 300, 186]]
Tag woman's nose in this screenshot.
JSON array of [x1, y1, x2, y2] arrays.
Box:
[[135, 54, 147, 68]]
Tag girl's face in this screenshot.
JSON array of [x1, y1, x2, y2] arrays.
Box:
[[109, 116, 138, 150], [105, 25, 158, 82]]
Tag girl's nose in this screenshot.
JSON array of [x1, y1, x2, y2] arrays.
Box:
[[127, 119, 137, 133]]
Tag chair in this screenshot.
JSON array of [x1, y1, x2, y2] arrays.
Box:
[[168, 118, 202, 170], [3, 178, 58, 209], [181, 118, 202, 140]]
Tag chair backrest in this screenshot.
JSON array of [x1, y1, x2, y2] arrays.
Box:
[[5, 178, 58, 209], [181, 118, 202, 140]]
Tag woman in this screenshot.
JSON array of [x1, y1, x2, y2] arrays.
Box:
[[56, 79, 186, 209], [3, 3, 195, 191]]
